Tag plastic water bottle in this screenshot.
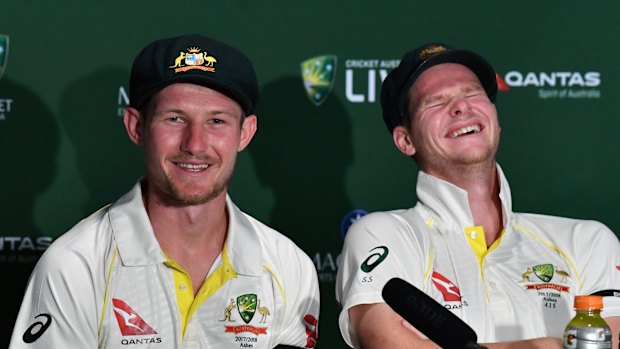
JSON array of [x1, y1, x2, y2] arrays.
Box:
[[562, 295, 611, 348]]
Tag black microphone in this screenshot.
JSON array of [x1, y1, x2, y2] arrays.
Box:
[[382, 277, 487, 349]]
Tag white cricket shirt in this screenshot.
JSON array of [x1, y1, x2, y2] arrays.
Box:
[[336, 165, 620, 348], [10, 181, 320, 348]]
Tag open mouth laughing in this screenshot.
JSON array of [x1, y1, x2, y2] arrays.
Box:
[[450, 124, 481, 138]]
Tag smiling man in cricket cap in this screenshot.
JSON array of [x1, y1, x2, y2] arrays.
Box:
[[10, 34, 319, 349], [336, 43, 620, 349]]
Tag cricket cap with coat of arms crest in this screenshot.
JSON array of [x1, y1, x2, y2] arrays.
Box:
[[129, 34, 259, 114], [380, 43, 497, 133]]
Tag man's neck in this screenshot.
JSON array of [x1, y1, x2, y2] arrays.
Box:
[[143, 188, 229, 293], [427, 162, 503, 246]]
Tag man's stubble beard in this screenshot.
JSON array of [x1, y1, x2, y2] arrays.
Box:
[[148, 165, 234, 207]]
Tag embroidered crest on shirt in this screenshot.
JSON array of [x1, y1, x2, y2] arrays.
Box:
[[519, 264, 572, 311], [221, 295, 268, 337], [237, 294, 258, 323], [519, 264, 570, 293]]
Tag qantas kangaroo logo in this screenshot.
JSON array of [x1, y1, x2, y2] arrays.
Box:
[[304, 314, 318, 348], [112, 298, 157, 336], [431, 272, 462, 302]]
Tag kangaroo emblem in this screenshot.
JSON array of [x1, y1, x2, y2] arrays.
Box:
[[169, 52, 186, 68], [521, 267, 534, 282], [113, 306, 144, 332], [220, 298, 236, 322]]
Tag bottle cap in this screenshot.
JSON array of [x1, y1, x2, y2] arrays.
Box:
[[574, 295, 603, 310]]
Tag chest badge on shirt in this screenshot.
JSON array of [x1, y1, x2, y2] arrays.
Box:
[[221, 295, 269, 337], [519, 264, 570, 292]]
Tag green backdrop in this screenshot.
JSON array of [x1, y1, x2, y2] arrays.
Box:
[[2, 1, 620, 347]]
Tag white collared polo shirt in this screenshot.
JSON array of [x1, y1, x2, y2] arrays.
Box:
[[336, 165, 620, 348], [10, 182, 320, 349]]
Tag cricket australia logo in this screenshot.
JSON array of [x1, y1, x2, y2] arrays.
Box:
[[0, 35, 8, 80], [237, 294, 258, 324], [301, 55, 337, 106], [532, 264, 554, 282], [222, 295, 269, 336], [169, 46, 217, 73], [520, 264, 571, 293]]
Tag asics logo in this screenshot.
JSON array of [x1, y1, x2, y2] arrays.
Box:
[[22, 314, 52, 343], [360, 246, 389, 273]]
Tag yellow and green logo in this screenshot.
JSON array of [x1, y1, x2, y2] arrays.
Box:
[[0, 35, 9, 80], [301, 55, 336, 106], [237, 294, 258, 324], [532, 264, 554, 282]]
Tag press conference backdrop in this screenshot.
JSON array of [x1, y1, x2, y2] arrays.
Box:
[[2, 1, 620, 347]]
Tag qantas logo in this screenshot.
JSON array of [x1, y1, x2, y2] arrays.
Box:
[[498, 71, 600, 89], [496, 74, 510, 91], [304, 314, 318, 348], [431, 272, 462, 302], [112, 298, 157, 336], [495, 70, 601, 100]]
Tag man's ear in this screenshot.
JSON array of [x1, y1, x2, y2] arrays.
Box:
[[123, 106, 144, 146], [392, 125, 416, 157], [238, 114, 257, 152]]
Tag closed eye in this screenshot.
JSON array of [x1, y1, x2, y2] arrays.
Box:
[[167, 116, 185, 124], [466, 92, 484, 98], [427, 101, 446, 108]]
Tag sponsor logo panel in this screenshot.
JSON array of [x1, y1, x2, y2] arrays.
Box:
[[499, 71, 601, 99], [0, 236, 53, 264], [0, 34, 12, 121], [300, 53, 603, 105]]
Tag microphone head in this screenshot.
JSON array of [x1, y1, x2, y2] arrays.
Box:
[[382, 277, 478, 349]]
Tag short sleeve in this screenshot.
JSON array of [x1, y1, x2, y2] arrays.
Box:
[[335, 211, 428, 348]]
